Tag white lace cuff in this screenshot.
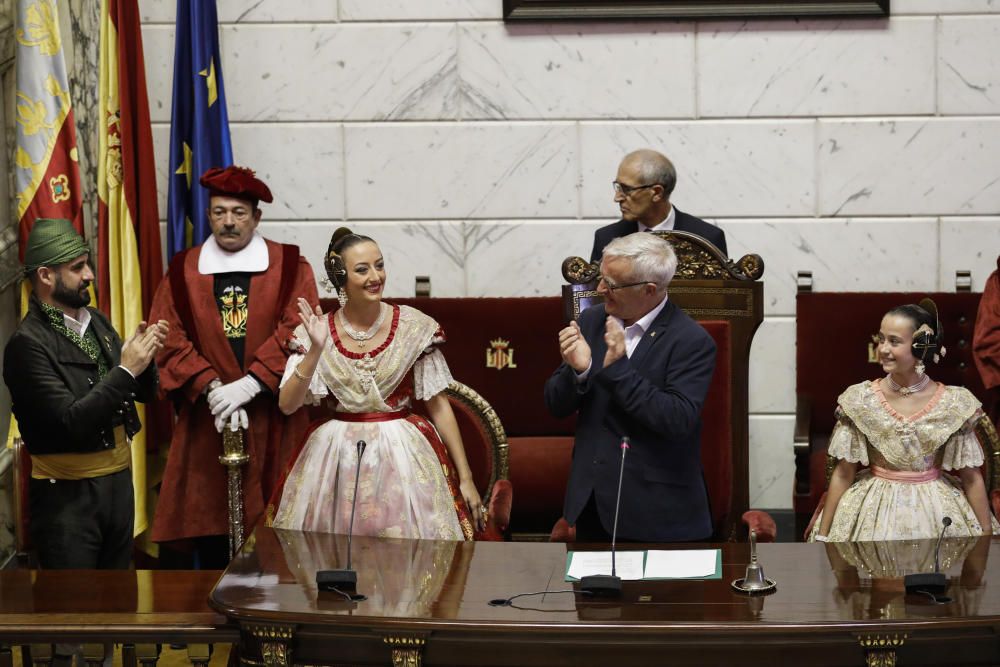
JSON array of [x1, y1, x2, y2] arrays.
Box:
[[941, 427, 986, 471], [413, 348, 453, 400], [828, 417, 869, 466]]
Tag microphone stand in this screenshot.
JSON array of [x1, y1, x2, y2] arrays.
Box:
[[904, 516, 952, 597], [580, 437, 630, 597], [317, 440, 367, 597]]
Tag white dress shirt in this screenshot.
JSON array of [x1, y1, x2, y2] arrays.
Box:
[[64, 306, 135, 378], [638, 205, 676, 233], [575, 292, 670, 381]]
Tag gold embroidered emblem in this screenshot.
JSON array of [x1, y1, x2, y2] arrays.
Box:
[[219, 285, 248, 339], [50, 173, 70, 202], [486, 338, 517, 370]]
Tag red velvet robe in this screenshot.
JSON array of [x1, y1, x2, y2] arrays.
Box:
[[149, 239, 318, 543], [974, 256, 1000, 424]]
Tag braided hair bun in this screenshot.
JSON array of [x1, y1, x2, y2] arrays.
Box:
[[324, 227, 375, 289]]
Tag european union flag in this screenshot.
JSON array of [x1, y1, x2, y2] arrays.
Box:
[[166, 0, 232, 259]]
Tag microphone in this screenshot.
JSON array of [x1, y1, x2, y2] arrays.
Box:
[[934, 516, 952, 574], [904, 516, 952, 598], [316, 440, 367, 598], [580, 436, 630, 597]]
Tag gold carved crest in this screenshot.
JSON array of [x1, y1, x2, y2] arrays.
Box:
[[486, 338, 517, 370]]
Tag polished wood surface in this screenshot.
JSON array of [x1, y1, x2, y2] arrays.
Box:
[[0, 570, 235, 644], [210, 527, 1000, 666]]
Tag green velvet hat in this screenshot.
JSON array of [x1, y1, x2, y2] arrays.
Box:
[[23, 218, 89, 271]]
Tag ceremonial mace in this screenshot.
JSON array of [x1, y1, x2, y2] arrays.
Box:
[[220, 428, 250, 558]]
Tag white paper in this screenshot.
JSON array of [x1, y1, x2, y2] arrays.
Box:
[[643, 549, 718, 579], [567, 551, 645, 581]]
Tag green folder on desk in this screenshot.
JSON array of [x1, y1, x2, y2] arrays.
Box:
[[565, 549, 722, 581]]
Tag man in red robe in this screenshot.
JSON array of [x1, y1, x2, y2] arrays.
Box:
[[974, 255, 1000, 427], [149, 166, 318, 567]]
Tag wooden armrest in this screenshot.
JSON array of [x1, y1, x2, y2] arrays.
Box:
[[794, 394, 812, 455]]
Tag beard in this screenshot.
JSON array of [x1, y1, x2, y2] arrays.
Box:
[[53, 275, 91, 309]]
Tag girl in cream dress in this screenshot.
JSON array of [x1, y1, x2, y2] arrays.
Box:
[[268, 229, 485, 540], [810, 301, 998, 543]]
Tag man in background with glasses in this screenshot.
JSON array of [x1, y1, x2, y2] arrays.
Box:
[[590, 149, 727, 263], [545, 232, 716, 542]]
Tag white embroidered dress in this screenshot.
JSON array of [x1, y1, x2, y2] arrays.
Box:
[[270, 304, 468, 540], [809, 380, 999, 542]]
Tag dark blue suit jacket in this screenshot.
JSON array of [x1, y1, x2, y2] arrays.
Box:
[[543, 300, 715, 542], [590, 208, 727, 263]]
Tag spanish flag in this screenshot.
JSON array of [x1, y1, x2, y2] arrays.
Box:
[[97, 0, 164, 538], [9, 0, 85, 447]]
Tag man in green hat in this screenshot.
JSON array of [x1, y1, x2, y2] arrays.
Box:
[[3, 218, 169, 569]]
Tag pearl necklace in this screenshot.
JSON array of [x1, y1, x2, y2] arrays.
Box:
[[338, 304, 386, 346], [884, 373, 930, 397]]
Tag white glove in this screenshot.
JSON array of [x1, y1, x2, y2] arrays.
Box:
[[215, 407, 249, 433], [207, 375, 262, 421]]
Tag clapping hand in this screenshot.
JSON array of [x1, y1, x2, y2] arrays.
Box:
[[603, 316, 626, 367], [558, 321, 592, 373], [120, 319, 169, 375], [297, 297, 328, 348]]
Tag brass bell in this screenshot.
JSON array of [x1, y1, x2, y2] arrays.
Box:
[[732, 529, 776, 595]]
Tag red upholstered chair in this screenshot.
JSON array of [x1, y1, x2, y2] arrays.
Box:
[[309, 372, 513, 541], [794, 291, 994, 539], [11, 435, 37, 566], [429, 382, 512, 541], [320, 296, 572, 539], [554, 230, 774, 542]]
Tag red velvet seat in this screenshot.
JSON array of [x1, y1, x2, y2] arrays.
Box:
[[320, 296, 573, 538], [12, 436, 34, 564], [415, 382, 512, 541]]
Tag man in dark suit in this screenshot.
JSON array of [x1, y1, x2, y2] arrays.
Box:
[[545, 232, 715, 542], [590, 149, 726, 263], [4, 218, 167, 569]]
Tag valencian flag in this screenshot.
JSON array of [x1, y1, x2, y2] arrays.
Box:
[[13, 0, 84, 279], [97, 0, 164, 537], [9, 0, 85, 449], [167, 0, 233, 259]]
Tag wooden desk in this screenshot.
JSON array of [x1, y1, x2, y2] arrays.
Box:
[[210, 528, 1000, 667], [0, 570, 237, 666]]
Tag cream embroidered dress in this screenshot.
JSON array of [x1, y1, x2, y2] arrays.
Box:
[[809, 380, 999, 542], [270, 304, 469, 540]]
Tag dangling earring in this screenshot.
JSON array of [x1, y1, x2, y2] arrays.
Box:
[[915, 360, 926, 376], [337, 287, 348, 308]]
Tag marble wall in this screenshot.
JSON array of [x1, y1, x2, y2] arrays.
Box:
[[136, 0, 998, 511]]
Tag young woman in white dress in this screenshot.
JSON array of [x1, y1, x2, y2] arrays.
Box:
[[268, 228, 485, 540], [811, 300, 997, 543]]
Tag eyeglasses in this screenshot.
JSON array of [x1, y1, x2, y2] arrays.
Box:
[[599, 276, 650, 292], [613, 181, 658, 198]]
